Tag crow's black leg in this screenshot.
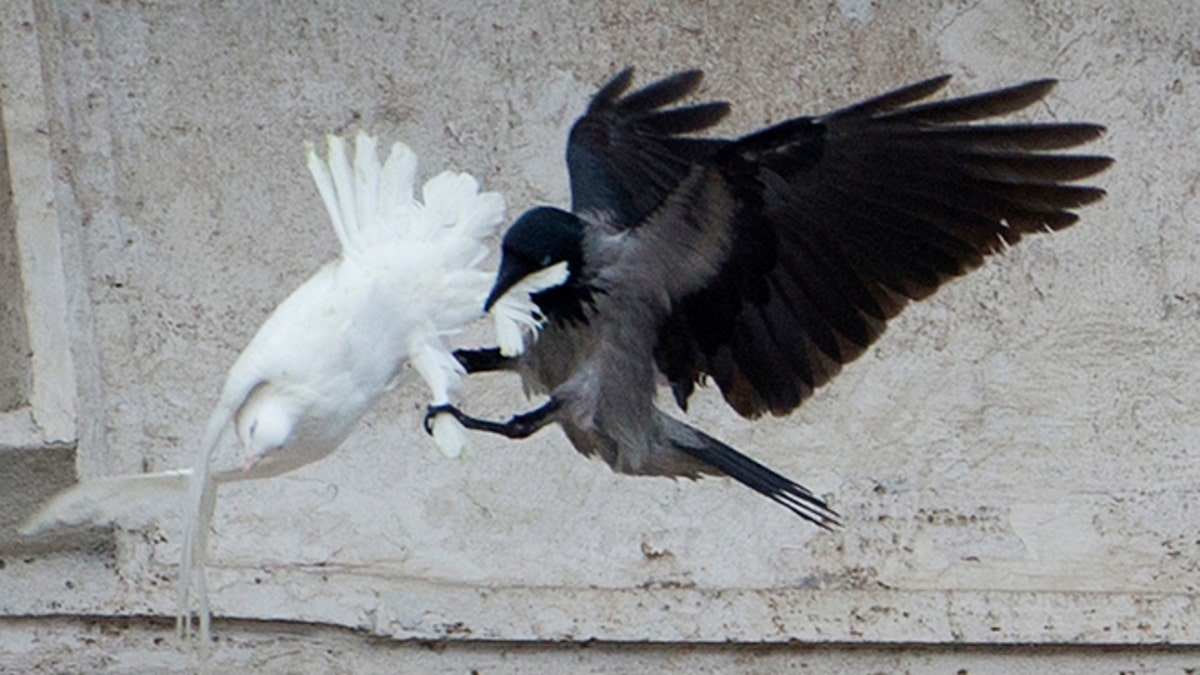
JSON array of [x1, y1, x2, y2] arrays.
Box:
[[424, 399, 561, 439], [453, 348, 515, 374]]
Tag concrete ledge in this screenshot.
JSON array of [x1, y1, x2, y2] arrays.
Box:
[[3, 616, 1198, 674], [211, 575, 1200, 645], [3, 558, 1197, 645]]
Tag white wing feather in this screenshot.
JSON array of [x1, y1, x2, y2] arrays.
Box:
[[353, 133, 380, 240], [304, 140, 348, 250], [377, 141, 418, 239], [327, 135, 360, 251]]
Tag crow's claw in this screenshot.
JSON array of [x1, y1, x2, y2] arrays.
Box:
[[423, 403, 459, 435]]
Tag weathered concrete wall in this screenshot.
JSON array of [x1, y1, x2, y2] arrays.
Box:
[[2, 0, 1199, 671]]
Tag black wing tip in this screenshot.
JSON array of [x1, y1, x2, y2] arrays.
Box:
[[1037, 122, 1108, 147], [999, 77, 1059, 106], [911, 73, 954, 97], [645, 101, 732, 135], [844, 75, 1069, 125], [952, 76, 1058, 99], [826, 74, 954, 121], [590, 67, 710, 114], [641, 68, 706, 92], [1072, 185, 1109, 205], [1021, 77, 1059, 92], [664, 68, 706, 90], [591, 67, 636, 111], [1077, 123, 1109, 142], [619, 68, 709, 113]]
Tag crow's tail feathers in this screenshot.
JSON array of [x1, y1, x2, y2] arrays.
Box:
[[663, 416, 840, 530]]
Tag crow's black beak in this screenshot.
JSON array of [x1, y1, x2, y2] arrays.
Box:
[[483, 255, 527, 312]]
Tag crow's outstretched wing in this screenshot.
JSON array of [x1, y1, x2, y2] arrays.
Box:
[[648, 74, 1111, 417], [568, 69, 1110, 419], [566, 68, 731, 226]]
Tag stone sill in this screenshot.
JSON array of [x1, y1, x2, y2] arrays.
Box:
[[2, 554, 1196, 646]]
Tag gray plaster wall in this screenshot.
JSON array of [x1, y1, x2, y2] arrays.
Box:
[[2, 0, 1199, 671]]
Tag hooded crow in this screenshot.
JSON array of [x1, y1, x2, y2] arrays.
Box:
[[430, 68, 1111, 528]]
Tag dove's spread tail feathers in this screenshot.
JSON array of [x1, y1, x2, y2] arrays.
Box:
[[19, 391, 238, 539], [19, 469, 192, 536]]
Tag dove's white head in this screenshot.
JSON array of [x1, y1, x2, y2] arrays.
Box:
[[234, 383, 297, 468]]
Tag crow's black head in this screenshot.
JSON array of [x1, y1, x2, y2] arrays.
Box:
[[484, 207, 584, 311]]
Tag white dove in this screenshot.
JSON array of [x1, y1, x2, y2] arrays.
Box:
[[22, 132, 567, 648]]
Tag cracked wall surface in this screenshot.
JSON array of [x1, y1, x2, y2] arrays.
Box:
[[2, 0, 1199, 671]]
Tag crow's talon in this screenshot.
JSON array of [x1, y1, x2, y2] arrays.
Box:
[[450, 349, 476, 371], [424, 404, 457, 435], [453, 347, 511, 374]]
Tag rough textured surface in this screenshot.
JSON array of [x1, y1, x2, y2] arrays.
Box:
[[2, 0, 1199, 670]]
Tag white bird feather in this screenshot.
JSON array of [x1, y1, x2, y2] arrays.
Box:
[[21, 132, 564, 650]]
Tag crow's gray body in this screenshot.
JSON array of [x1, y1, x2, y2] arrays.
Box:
[[518, 187, 735, 478]]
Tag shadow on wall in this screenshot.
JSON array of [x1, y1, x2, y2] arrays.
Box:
[[0, 106, 32, 413], [0, 444, 114, 557]]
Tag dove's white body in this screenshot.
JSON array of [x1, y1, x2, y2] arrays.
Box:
[[207, 241, 489, 481], [23, 133, 562, 652]]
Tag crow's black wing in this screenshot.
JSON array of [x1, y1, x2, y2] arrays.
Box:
[[653, 75, 1112, 417], [566, 68, 731, 228]]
